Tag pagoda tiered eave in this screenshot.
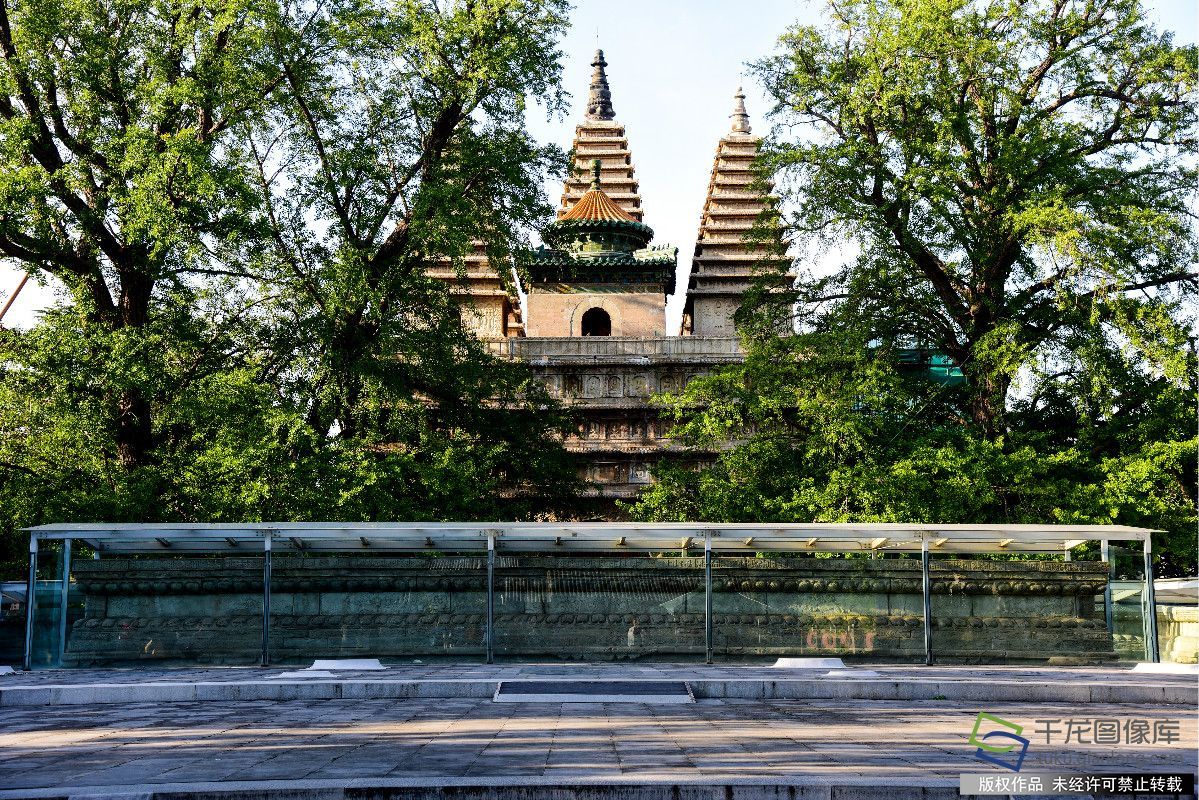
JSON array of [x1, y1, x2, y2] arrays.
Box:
[[559, 119, 645, 222]]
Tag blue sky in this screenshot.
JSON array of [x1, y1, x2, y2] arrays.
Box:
[[1, 0, 1194, 329]]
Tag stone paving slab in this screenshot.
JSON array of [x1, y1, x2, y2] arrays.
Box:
[[0, 778, 988, 800], [0, 696, 1193, 798]]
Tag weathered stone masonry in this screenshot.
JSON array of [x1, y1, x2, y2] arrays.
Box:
[[65, 556, 1111, 665], [435, 50, 791, 501]]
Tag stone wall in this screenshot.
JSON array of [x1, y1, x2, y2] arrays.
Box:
[[1158, 605, 1199, 664], [63, 555, 1112, 666], [497, 337, 743, 499], [524, 285, 667, 338], [1113, 604, 1199, 664], [690, 297, 741, 337]]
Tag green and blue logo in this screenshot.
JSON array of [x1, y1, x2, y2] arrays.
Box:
[[970, 712, 1030, 772]]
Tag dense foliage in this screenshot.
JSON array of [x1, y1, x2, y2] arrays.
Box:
[[0, 0, 1193, 580], [629, 0, 1198, 576], [0, 0, 580, 575]]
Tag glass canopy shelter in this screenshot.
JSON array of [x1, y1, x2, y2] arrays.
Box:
[[22, 522, 1160, 669]]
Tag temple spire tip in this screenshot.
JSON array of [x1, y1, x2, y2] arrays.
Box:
[[586, 48, 615, 121], [730, 87, 752, 134]]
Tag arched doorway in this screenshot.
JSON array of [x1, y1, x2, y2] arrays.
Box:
[[581, 307, 612, 336]]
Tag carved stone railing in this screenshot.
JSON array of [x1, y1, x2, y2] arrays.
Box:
[[484, 336, 743, 362]]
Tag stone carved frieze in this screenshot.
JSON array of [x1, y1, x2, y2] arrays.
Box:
[[63, 557, 1116, 665]]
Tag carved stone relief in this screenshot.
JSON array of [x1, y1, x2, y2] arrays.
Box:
[[584, 375, 602, 398]]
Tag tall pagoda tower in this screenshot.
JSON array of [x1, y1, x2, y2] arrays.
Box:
[[558, 50, 645, 222], [522, 50, 675, 338], [682, 89, 791, 336], [423, 240, 522, 339]]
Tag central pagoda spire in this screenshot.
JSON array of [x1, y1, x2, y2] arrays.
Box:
[[730, 87, 752, 135], [559, 48, 644, 221], [585, 49, 615, 120]]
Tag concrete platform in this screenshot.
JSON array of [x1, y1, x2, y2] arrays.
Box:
[[0, 663, 1195, 707], [0, 777, 991, 800], [0, 777, 1007, 800]]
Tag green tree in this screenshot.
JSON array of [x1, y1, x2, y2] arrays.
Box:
[[252, 0, 567, 437], [628, 327, 1197, 575], [630, 0, 1197, 574], [246, 0, 579, 502], [0, 0, 581, 575], [753, 0, 1196, 437], [0, 0, 280, 467]]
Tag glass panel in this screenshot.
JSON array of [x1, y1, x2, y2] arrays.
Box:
[[493, 552, 705, 661], [0, 570, 24, 665], [1107, 542, 1149, 662], [929, 554, 966, 665], [931, 552, 1116, 664], [60, 540, 86, 665], [21, 535, 1136, 667], [26, 539, 65, 669], [268, 553, 486, 665], [65, 551, 264, 667], [710, 552, 913, 663]]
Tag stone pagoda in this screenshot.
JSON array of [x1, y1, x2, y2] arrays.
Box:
[[523, 159, 676, 337], [425, 240, 522, 339], [682, 87, 790, 336], [428, 50, 792, 504], [557, 50, 644, 223]]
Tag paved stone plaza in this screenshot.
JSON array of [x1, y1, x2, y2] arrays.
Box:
[[0, 665, 1194, 798], [0, 696, 1195, 794]]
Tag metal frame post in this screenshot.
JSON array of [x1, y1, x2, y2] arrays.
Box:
[[1142, 537, 1160, 663], [22, 535, 37, 671], [56, 538, 71, 667], [485, 533, 495, 664], [704, 534, 713, 665], [1101, 540, 1113, 634], [921, 535, 933, 666], [261, 536, 272, 667]]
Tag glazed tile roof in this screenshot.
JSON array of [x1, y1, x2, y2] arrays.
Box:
[[560, 187, 638, 223]]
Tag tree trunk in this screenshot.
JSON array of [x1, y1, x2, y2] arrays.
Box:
[[104, 263, 156, 468], [966, 368, 1010, 441], [115, 388, 154, 468]]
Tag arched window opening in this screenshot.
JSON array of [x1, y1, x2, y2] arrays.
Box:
[[581, 307, 612, 336]]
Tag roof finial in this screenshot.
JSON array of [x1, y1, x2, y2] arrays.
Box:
[[590, 159, 602, 190], [586, 49, 615, 121], [730, 86, 752, 135]]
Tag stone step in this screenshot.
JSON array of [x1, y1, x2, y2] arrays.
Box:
[[0, 673, 1193, 707], [0, 776, 969, 800]]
